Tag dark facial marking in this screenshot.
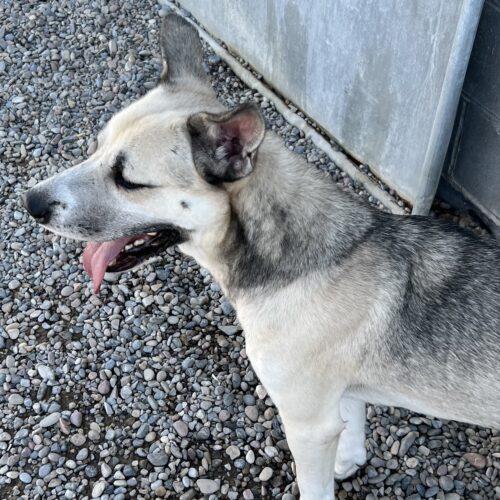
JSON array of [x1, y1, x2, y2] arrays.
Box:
[[180, 200, 189, 209], [112, 154, 156, 190]]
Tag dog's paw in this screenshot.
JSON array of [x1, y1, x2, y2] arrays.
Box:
[[334, 430, 367, 480], [334, 459, 361, 480]]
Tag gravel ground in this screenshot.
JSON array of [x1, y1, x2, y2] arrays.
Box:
[[1, 1, 498, 499]]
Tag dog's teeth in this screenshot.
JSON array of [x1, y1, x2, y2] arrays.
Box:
[[134, 239, 145, 246], [147, 232, 157, 236], [124, 244, 133, 251]]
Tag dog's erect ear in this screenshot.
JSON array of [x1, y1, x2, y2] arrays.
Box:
[[160, 13, 206, 83], [188, 105, 266, 184]]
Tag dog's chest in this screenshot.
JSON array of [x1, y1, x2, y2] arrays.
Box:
[[234, 284, 364, 409]]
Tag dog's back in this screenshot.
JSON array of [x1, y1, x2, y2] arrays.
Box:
[[353, 213, 500, 428]]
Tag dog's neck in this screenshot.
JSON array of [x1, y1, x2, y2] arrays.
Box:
[[183, 133, 376, 299]]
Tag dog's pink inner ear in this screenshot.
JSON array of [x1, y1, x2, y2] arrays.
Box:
[[216, 106, 265, 155], [188, 105, 265, 183]]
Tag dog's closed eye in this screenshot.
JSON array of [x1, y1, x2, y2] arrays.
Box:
[[112, 154, 154, 190]]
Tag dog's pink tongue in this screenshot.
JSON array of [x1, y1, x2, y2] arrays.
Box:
[[82, 237, 132, 293]]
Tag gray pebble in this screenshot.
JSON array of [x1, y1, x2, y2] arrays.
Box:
[[196, 478, 219, 494], [8, 279, 21, 290], [19, 472, 32, 484], [147, 448, 169, 466], [226, 445, 240, 460], [39, 464, 52, 478], [97, 380, 111, 395], [439, 475, 454, 492], [246, 450, 255, 464], [242, 489, 254, 499], [70, 433, 86, 446], [108, 39, 118, 55], [259, 467, 273, 481], [398, 431, 418, 457], [8, 394, 24, 406], [91, 480, 107, 498], [37, 364, 55, 381], [173, 420, 189, 437], [39, 412, 61, 428], [61, 285, 73, 297], [85, 465, 98, 478], [120, 386, 133, 400], [76, 448, 88, 461], [123, 465, 136, 478], [245, 406, 259, 422], [70, 410, 82, 427], [101, 463, 112, 478]]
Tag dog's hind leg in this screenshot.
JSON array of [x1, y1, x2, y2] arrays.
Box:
[[334, 395, 367, 480]]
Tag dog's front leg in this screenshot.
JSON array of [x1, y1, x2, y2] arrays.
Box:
[[279, 398, 344, 500], [249, 359, 344, 499], [244, 327, 345, 499]]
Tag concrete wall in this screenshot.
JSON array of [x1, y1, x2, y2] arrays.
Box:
[[178, 0, 483, 213], [443, 0, 500, 226]]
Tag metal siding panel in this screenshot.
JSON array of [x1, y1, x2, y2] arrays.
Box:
[[446, 102, 500, 224], [444, 0, 500, 225], [462, 0, 500, 119]]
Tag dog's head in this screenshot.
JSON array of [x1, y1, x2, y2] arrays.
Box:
[[23, 13, 265, 292]]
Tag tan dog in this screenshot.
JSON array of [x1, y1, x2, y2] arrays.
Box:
[[23, 14, 500, 499]]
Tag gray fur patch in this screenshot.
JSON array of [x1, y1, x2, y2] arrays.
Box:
[[219, 137, 381, 290]]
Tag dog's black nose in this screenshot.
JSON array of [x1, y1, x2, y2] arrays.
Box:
[[23, 190, 53, 223]]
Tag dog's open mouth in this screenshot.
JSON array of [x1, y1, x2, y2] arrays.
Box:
[[82, 230, 181, 293]]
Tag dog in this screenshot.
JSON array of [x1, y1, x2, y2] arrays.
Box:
[[23, 13, 500, 500]]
